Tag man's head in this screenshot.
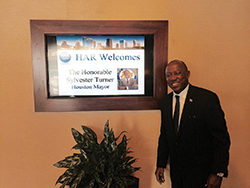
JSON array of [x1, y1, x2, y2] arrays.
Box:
[[124, 70, 131, 79], [165, 60, 190, 94]]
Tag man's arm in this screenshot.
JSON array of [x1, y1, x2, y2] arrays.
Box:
[[128, 78, 138, 89], [204, 92, 231, 185], [118, 79, 126, 89], [155, 105, 169, 184]]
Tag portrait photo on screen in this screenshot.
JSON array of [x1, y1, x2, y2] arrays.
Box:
[[117, 68, 139, 91]]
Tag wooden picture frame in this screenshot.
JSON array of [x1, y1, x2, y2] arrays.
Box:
[[30, 20, 168, 112]]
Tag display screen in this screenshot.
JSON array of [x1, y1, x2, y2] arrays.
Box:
[[46, 35, 154, 98]]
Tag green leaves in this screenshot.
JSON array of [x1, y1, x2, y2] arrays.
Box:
[[54, 120, 140, 188], [71, 125, 99, 154], [53, 153, 82, 168]]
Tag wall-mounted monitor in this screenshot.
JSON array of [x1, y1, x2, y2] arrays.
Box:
[[30, 20, 168, 111]]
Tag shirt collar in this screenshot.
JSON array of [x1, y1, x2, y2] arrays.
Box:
[[173, 84, 189, 99]]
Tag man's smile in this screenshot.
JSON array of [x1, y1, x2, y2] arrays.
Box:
[[170, 82, 180, 87]]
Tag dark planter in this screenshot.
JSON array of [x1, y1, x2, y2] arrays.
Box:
[[127, 176, 139, 188], [71, 176, 139, 188]]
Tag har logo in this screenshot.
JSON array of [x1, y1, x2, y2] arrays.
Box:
[[59, 52, 71, 63]]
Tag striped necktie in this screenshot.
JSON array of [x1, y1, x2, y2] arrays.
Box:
[[174, 95, 180, 133]]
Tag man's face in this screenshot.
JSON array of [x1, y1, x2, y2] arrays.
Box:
[[165, 62, 190, 94], [124, 70, 130, 78]]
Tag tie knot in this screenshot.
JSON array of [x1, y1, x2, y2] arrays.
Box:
[[175, 95, 180, 100]]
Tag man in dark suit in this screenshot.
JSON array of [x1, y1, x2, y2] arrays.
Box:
[[155, 60, 230, 188], [118, 69, 138, 90]]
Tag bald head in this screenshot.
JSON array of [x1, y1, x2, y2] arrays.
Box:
[[124, 70, 131, 79], [167, 60, 188, 72]]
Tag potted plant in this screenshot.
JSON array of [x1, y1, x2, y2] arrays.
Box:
[[53, 120, 140, 188]]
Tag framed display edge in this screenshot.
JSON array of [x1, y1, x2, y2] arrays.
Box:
[[30, 20, 168, 112]]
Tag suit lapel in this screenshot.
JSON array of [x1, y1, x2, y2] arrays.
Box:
[[177, 85, 195, 138]]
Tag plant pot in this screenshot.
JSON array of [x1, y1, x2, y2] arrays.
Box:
[[68, 176, 139, 188], [127, 176, 139, 188]]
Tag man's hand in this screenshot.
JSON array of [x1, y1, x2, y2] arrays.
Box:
[[119, 86, 126, 90], [205, 174, 222, 188], [155, 167, 165, 185]]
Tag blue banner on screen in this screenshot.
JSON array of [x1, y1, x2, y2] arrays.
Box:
[[56, 36, 145, 96]]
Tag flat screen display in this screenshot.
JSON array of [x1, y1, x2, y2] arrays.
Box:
[[46, 35, 154, 98]]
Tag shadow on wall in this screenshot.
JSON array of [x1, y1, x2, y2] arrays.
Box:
[[222, 163, 248, 188], [117, 115, 171, 188]]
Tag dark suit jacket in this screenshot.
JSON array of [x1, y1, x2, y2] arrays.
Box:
[[157, 85, 230, 188], [118, 78, 138, 89]]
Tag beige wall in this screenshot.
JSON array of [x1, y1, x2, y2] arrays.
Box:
[[1, 0, 250, 187]]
